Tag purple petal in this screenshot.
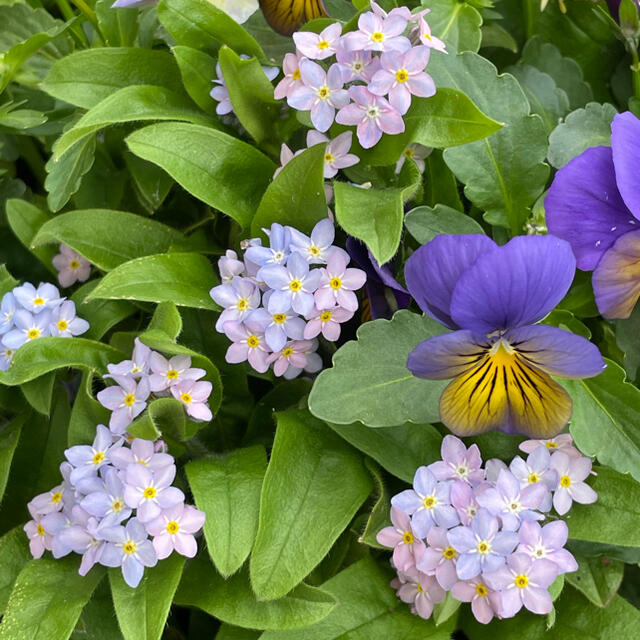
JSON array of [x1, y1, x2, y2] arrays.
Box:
[[483, 566, 514, 591], [456, 553, 481, 580], [450, 235, 576, 333], [611, 112, 640, 218], [413, 467, 436, 496], [492, 530, 519, 555], [447, 526, 476, 553], [522, 586, 553, 614], [391, 489, 422, 514], [122, 556, 144, 588], [499, 587, 523, 618]]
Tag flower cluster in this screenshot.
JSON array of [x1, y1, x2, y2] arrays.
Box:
[[52, 244, 91, 288], [0, 282, 90, 371], [97, 338, 213, 434], [377, 435, 597, 624], [24, 425, 205, 588], [275, 3, 445, 148], [210, 218, 366, 377]]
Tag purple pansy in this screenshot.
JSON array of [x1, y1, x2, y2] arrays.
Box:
[[549, 451, 598, 515], [170, 379, 213, 421], [376, 506, 426, 571], [210, 276, 261, 333], [223, 321, 271, 373], [428, 435, 485, 486], [293, 22, 342, 60], [417, 525, 459, 590], [516, 520, 578, 574], [146, 504, 206, 559], [97, 375, 150, 434], [314, 252, 366, 311], [123, 464, 184, 523], [447, 508, 518, 579], [405, 234, 606, 437]]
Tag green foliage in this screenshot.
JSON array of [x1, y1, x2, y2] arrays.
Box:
[[426, 0, 483, 53], [566, 554, 624, 608], [0, 526, 32, 615], [404, 204, 484, 244]]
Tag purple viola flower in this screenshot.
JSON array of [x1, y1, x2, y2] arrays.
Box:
[[314, 252, 366, 312], [428, 435, 485, 486], [335, 45, 380, 83], [393, 567, 446, 620], [106, 338, 151, 379], [124, 464, 184, 523], [287, 60, 348, 132], [451, 577, 500, 625], [110, 437, 174, 472], [293, 22, 342, 60], [2, 309, 50, 349], [223, 321, 271, 373], [13, 282, 62, 313], [146, 503, 206, 559], [267, 339, 316, 378], [0, 292, 16, 334], [519, 433, 581, 458], [509, 446, 558, 511], [52, 244, 91, 288], [416, 526, 458, 590], [450, 480, 480, 526], [391, 466, 459, 537], [447, 508, 518, 579], [97, 375, 150, 434], [288, 218, 346, 265], [306, 130, 359, 179], [405, 234, 606, 438], [336, 86, 405, 149], [344, 10, 411, 53], [304, 305, 353, 341], [64, 425, 122, 484], [475, 469, 547, 531], [49, 301, 89, 338], [249, 299, 306, 352], [210, 276, 261, 333], [170, 379, 213, 421], [274, 52, 305, 100], [259, 252, 322, 316], [376, 506, 426, 571], [549, 451, 598, 515], [218, 250, 245, 285], [148, 353, 205, 393], [484, 553, 557, 617], [346, 237, 410, 320], [245, 223, 292, 268], [606, 0, 639, 21], [546, 112, 640, 319], [368, 46, 435, 115], [81, 467, 132, 526], [516, 520, 578, 574], [100, 518, 158, 588]]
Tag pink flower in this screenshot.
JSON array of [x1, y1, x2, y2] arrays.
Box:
[[451, 577, 501, 625], [218, 250, 245, 284], [549, 451, 598, 515], [223, 321, 271, 373], [110, 437, 174, 473], [52, 244, 91, 288], [393, 567, 445, 619], [336, 86, 404, 148], [395, 143, 432, 173], [97, 375, 150, 434], [307, 130, 359, 179], [416, 526, 458, 590], [293, 22, 342, 60], [428, 435, 485, 485], [273, 143, 300, 178], [267, 339, 315, 378], [376, 506, 426, 571], [148, 353, 205, 392], [24, 514, 53, 558], [304, 305, 353, 341], [171, 379, 213, 422], [315, 252, 366, 311], [414, 16, 447, 53], [335, 45, 380, 83], [146, 503, 205, 559], [450, 480, 480, 526], [368, 46, 435, 115], [344, 11, 411, 53], [274, 52, 305, 99], [519, 434, 581, 458], [287, 60, 349, 132], [106, 338, 151, 379], [370, 0, 412, 21], [124, 464, 184, 523]]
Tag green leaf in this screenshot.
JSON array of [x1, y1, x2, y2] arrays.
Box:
[[480, 23, 518, 51], [157, 0, 263, 58], [186, 446, 267, 576], [547, 102, 617, 169], [0, 108, 47, 131], [109, 554, 185, 640], [5, 199, 56, 271], [565, 554, 623, 607], [0, 527, 31, 615], [430, 51, 550, 234], [45, 135, 97, 212], [0, 558, 104, 640], [251, 144, 326, 238], [124, 154, 175, 214], [147, 301, 183, 340], [250, 410, 372, 600], [87, 252, 218, 310], [358, 460, 390, 549], [616, 303, 640, 381], [95, 0, 138, 47], [126, 123, 275, 229], [21, 371, 56, 415], [216, 625, 260, 640], [0, 415, 24, 504], [68, 371, 110, 446], [327, 421, 442, 483], [174, 556, 335, 631], [432, 592, 461, 627], [71, 579, 122, 640], [309, 310, 447, 427], [172, 46, 218, 114], [565, 359, 640, 483], [42, 48, 184, 109], [0, 338, 123, 386], [32, 209, 183, 271], [568, 466, 640, 547], [127, 397, 189, 441], [0, 266, 18, 297], [260, 557, 456, 639], [53, 85, 214, 160], [404, 204, 484, 244], [427, 0, 483, 53]]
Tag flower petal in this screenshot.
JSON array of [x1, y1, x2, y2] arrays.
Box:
[[611, 111, 640, 219]]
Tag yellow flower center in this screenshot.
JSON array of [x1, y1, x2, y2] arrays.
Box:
[[320, 311, 332, 322], [443, 546, 456, 559], [237, 298, 249, 311], [166, 369, 179, 379], [124, 394, 136, 407], [560, 475, 571, 487], [395, 69, 409, 83], [167, 521, 180, 534], [273, 313, 287, 324], [546, 441, 558, 449], [181, 393, 192, 404], [143, 487, 156, 499], [475, 583, 488, 597], [416, 583, 424, 593], [403, 148, 415, 158], [477, 541, 491, 555], [247, 335, 260, 348], [92, 452, 104, 465], [423, 31, 432, 41], [292, 68, 301, 80], [37, 524, 45, 536], [371, 31, 385, 42], [27, 328, 40, 339], [309, 246, 321, 257], [528, 472, 540, 484], [51, 492, 62, 503], [123, 541, 137, 554], [330, 277, 342, 290], [317, 40, 329, 49], [515, 574, 529, 588], [112, 499, 124, 512], [33, 297, 44, 306], [282, 347, 294, 358], [69, 259, 80, 270], [289, 279, 302, 292], [56, 319, 68, 331], [402, 531, 414, 545], [423, 495, 436, 509], [317, 86, 330, 100], [325, 152, 335, 164]]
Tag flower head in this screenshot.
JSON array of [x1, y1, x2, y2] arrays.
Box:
[[417, 526, 459, 590], [288, 217, 346, 265], [148, 353, 205, 392], [395, 142, 432, 174], [210, 276, 261, 333], [267, 339, 316, 378], [170, 379, 213, 421], [218, 250, 245, 285], [0, 292, 16, 335], [97, 375, 151, 434], [223, 321, 271, 373], [274, 52, 305, 100], [345, 10, 412, 53], [12, 282, 62, 313], [428, 435, 485, 486], [393, 568, 446, 620], [451, 577, 500, 625], [123, 464, 184, 523], [293, 22, 342, 60], [64, 425, 122, 484], [549, 451, 598, 515], [306, 130, 359, 179], [146, 503, 205, 559], [335, 46, 380, 83], [376, 506, 426, 571], [314, 252, 366, 312], [49, 301, 90, 338], [106, 338, 151, 379], [245, 223, 292, 267], [52, 244, 91, 288], [2, 309, 50, 349], [516, 520, 578, 574], [249, 300, 306, 352], [304, 305, 353, 341]]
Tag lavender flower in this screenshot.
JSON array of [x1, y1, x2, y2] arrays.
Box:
[[314, 252, 366, 312], [123, 464, 184, 523], [24, 514, 53, 559], [376, 506, 426, 571], [451, 577, 500, 625], [223, 321, 271, 373], [210, 276, 261, 333], [146, 504, 206, 559], [345, 10, 411, 53], [395, 143, 432, 173], [416, 526, 458, 590], [245, 223, 292, 267], [218, 250, 245, 285], [306, 130, 359, 179], [81, 468, 131, 526], [170, 379, 213, 421], [519, 434, 581, 458], [148, 353, 206, 392], [49, 301, 90, 338], [97, 375, 150, 434], [549, 451, 598, 515], [65, 425, 122, 484], [450, 480, 480, 526], [428, 435, 484, 486], [249, 301, 306, 352], [52, 244, 91, 288], [106, 338, 151, 379], [293, 22, 342, 60], [274, 52, 304, 100], [267, 339, 316, 378], [304, 305, 353, 341], [28, 484, 65, 516], [516, 520, 578, 574], [0, 292, 16, 334], [392, 568, 446, 620], [509, 446, 558, 511], [288, 218, 346, 265], [110, 438, 174, 472], [2, 309, 50, 348], [12, 282, 62, 313], [335, 46, 380, 83]]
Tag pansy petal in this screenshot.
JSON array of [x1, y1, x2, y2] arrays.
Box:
[[546, 146, 637, 270], [450, 235, 576, 333], [611, 111, 640, 219]]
